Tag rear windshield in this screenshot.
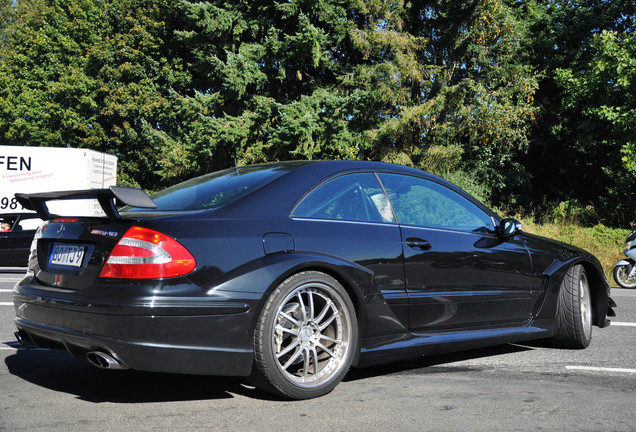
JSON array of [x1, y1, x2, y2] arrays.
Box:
[[124, 164, 296, 212]]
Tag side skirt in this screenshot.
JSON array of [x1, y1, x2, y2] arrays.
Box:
[[356, 326, 551, 367]]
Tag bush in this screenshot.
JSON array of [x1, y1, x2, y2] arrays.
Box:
[[440, 169, 491, 206], [521, 218, 629, 283], [549, 200, 599, 226]]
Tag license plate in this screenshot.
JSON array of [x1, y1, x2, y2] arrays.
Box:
[[50, 244, 85, 267]]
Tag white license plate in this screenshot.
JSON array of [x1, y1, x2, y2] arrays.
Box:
[[50, 244, 85, 267]]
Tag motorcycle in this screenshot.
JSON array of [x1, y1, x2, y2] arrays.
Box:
[[613, 230, 636, 288]]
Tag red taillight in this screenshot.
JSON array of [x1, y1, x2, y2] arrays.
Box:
[[52, 218, 79, 223], [99, 226, 196, 279]]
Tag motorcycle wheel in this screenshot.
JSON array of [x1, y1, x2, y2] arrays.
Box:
[[613, 264, 636, 289]]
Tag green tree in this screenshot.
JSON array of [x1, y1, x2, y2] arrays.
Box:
[[158, 0, 387, 181], [401, 0, 538, 204], [3, 0, 631, 225], [165, 0, 538, 207], [89, 0, 190, 188], [0, 0, 106, 147], [556, 29, 636, 223], [0, 0, 189, 188], [521, 0, 635, 224], [0, 0, 538, 199]]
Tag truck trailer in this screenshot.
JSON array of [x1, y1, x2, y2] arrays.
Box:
[[1, 145, 117, 268]]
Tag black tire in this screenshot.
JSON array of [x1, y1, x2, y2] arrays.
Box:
[[551, 264, 592, 349], [613, 264, 636, 289], [250, 271, 357, 400]]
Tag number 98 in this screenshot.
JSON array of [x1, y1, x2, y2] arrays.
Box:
[[1, 197, 19, 210]]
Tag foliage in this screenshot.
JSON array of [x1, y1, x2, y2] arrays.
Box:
[[555, 29, 636, 224], [420, 0, 537, 205], [0, 0, 188, 188], [440, 169, 491, 205], [548, 200, 600, 226], [521, 217, 630, 283], [0, 0, 634, 225], [521, 0, 636, 226], [159, 0, 539, 201]]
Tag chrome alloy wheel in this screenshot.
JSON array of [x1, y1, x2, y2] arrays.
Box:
[[272, 282, 353, 388], [579, 271, 592, 341]]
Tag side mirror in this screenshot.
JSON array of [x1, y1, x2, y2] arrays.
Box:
[[498, 218, 522, 238]]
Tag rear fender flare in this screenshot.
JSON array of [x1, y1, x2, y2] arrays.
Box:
[[206, 251, 406, 346]]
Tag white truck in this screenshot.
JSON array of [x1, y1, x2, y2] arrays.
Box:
[[0, 145, 117, 216], [0, 146, 117, 267]]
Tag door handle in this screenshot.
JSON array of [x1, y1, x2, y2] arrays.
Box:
[[405, 238, 432, 250]]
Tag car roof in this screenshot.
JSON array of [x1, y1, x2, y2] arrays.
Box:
[[213, 160, 457, 218], [255, 159, 439, 183], [0, 212, 40, 219]]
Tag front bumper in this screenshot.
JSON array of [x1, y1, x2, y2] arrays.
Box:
[[13, 280, 256, 377]]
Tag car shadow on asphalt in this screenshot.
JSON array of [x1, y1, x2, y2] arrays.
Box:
[[344, 343, 535, 382], [4, 342, 535, 403], [3, 344, 279, 402]]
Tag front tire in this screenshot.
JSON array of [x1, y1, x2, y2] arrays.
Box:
[[251, 271, 357, 399], [613, 264, 636, 289], [552, 264, 592, 349]]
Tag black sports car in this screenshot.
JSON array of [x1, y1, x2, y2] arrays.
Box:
[[13, 160, 614, 399]]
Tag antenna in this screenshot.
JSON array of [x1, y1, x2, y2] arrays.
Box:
[[232, 155, 240, 175]]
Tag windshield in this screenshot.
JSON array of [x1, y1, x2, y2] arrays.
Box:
[[124, 163, 299, 212]]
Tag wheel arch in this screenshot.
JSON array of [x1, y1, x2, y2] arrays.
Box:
[[264, 259, 374, 361], [255, 255, 415, 367], [539, 255, 611, 328], [209, 251, 379, 349]]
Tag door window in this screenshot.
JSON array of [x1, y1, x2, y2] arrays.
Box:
[[377, 173, 493, 232]]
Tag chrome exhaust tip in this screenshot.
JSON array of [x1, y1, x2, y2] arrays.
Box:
[[14, 330, 37, 348], [86, 351, 129, 370]]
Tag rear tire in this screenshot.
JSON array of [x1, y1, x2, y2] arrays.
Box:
[[551, 264, 592, 349], [250, 271, 357, 399]]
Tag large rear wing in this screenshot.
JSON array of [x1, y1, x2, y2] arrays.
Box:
[[15, 186, 157, 220]]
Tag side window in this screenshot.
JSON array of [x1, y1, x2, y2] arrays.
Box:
[[293, 173, 395, 223], [377, 173, 493, 232]]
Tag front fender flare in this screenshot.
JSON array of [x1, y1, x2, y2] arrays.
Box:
[[536, 252, 611, 328]]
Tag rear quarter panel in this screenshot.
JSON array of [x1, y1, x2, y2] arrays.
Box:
[[141, 215, 411, 347]]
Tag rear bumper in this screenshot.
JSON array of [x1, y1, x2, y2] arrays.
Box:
[[13, 286, 256, 377]]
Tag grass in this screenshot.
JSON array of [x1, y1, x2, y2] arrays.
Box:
[[520, 218, 630, 283]]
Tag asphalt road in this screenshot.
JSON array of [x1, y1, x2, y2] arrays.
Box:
[[1, 271, 635, 432]]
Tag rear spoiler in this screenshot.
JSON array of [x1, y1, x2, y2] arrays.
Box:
[[15, 186, 157, 220]]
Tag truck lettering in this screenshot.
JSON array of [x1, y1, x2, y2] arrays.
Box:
[[1, 145, 117, 217], [0, 155, 32, 171]]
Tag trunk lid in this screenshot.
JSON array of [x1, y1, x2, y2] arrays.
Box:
[[33, 218, 134, 289], [16, 186, 158, 290]]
